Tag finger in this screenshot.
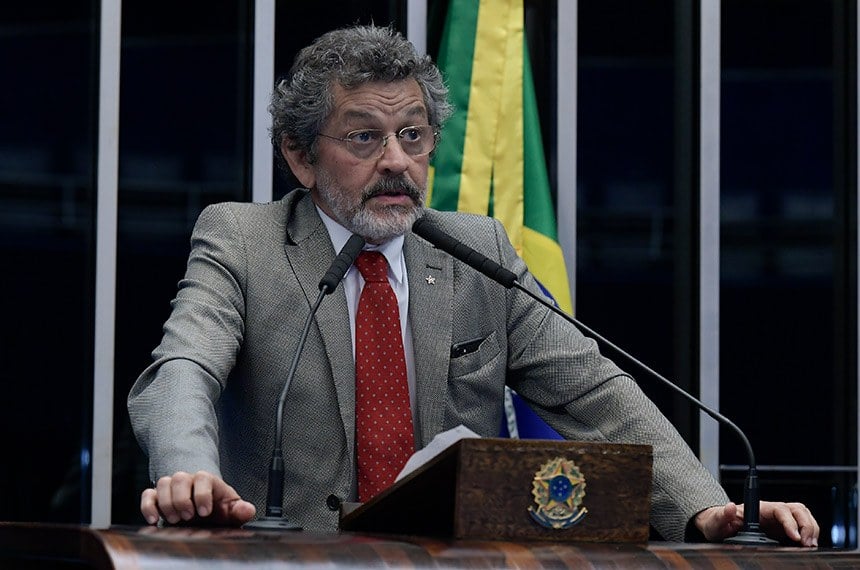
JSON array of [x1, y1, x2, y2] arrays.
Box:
[[202, 476, 255, 526], [733, 502, 743, 519], [169, 471, 196, 521], [209, 475, 240, 502], [155, 476, 180, 524], [140, 488, 160, 525], [192, 471, 216, 518], [720, 503, 744, 538], [791, 503, 820, 547], [770, 503, 802, 542], [227, 498, 257, 525], [208, 477, 245, 523], [723, 502, 740, 522], [696, 504, 740, 541]]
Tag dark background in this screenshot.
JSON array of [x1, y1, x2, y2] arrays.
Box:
[[0, 0, 855, 547]]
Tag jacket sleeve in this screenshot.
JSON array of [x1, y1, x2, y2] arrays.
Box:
[[483, 215, 729, 541], [127, 203, 248, 481]]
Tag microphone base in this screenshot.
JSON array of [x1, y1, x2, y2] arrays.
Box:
[[724, 531, 779, 545], [243, 516, 303, 531]]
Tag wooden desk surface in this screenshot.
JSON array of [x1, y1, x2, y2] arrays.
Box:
[[1, 522, 857, 569]]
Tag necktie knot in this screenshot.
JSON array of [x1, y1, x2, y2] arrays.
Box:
[[355, 251, 389, 283]]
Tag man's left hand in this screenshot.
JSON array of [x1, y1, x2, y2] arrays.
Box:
[[695, 501, 819, 546]]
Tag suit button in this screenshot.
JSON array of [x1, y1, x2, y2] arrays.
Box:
[[326, 494, 342, 511]]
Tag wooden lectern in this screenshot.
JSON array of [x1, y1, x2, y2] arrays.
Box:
[[340, 438, 653, 543], [4, 441, 858, 569]]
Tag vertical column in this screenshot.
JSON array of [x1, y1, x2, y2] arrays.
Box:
[[252, 0, 276, 203], [92, 0, 122, 528], [556, 0, 578, 306], [856, 0, 860, 544], [407, 0, 428, 55], [699, 0, 721, 477]]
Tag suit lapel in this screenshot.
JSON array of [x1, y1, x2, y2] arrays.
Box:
[[283, 192, 357, 460], [404, 232, 453, 447], [282, 194, 455, 456]]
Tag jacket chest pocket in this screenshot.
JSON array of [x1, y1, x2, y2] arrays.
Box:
[[448, 331, 501, 378]]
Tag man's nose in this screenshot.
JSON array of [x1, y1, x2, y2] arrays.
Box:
[[376, 135, 411, 173]]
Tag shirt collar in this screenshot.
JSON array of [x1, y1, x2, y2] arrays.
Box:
[[316, 205, 406, 285]]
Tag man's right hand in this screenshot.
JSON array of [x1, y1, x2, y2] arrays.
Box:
[[141, 470, 257, 527]]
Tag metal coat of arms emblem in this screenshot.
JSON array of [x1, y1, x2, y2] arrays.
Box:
[[528, 456, 588, 529]]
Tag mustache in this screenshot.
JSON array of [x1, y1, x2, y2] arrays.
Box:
[[362, 177, 423, 205]]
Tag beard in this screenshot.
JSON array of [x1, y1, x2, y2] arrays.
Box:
[[314, 173, 427, 243]]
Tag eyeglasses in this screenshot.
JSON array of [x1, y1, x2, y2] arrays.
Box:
[[317, 125, 439, 160]]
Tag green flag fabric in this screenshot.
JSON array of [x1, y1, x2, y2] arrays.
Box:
[[429, 0, 572, 313]]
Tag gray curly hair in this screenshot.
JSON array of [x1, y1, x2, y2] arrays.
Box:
[[270, 25, 452, 166]]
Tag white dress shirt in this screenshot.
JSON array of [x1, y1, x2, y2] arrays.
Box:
[[317, 207, 418, 425]]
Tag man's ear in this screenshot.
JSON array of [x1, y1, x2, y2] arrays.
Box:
[[281, 139, 316, 189]]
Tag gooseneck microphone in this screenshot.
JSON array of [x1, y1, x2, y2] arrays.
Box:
[[412, 217, 776, 546], [244, 233, 366, 531]]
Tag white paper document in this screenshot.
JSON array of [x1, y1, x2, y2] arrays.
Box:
[[395, 425, 481, 482]]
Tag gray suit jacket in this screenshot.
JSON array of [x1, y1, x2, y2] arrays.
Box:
[[128, 188, 728, 541]]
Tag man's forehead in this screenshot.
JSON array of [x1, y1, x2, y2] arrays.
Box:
[[329, 80, 427, 116]]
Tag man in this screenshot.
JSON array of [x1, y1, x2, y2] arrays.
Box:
[[128, 24, 818, 545]]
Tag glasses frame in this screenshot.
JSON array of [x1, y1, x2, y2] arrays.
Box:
[[317, 125, 439, 160]]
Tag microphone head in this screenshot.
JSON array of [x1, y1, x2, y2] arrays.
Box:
[[412, 216, 429, 233], [412, 216, 454, 249], [412, 216, 517, 288], [319, 233, 366, 293]]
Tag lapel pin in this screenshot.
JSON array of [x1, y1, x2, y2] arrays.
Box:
[[425, 275, 436, 285]]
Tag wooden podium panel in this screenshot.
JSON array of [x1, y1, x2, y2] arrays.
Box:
[[340, 438, 653, 543], [2, 523, 859, 569]]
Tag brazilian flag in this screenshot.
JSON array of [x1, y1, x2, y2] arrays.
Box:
[[428, 0, 572, 314]]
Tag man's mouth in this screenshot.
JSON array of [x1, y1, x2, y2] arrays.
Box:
[[363, 179, 421, 205], [374, 189, 407, 197], [366, 192, 415, 207]]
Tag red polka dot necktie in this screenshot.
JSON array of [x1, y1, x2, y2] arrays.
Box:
[[354, 251, 415, 502]]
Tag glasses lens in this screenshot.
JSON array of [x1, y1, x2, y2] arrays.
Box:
[[345, 130, 384, 159], [398, 126, 435, 156]]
